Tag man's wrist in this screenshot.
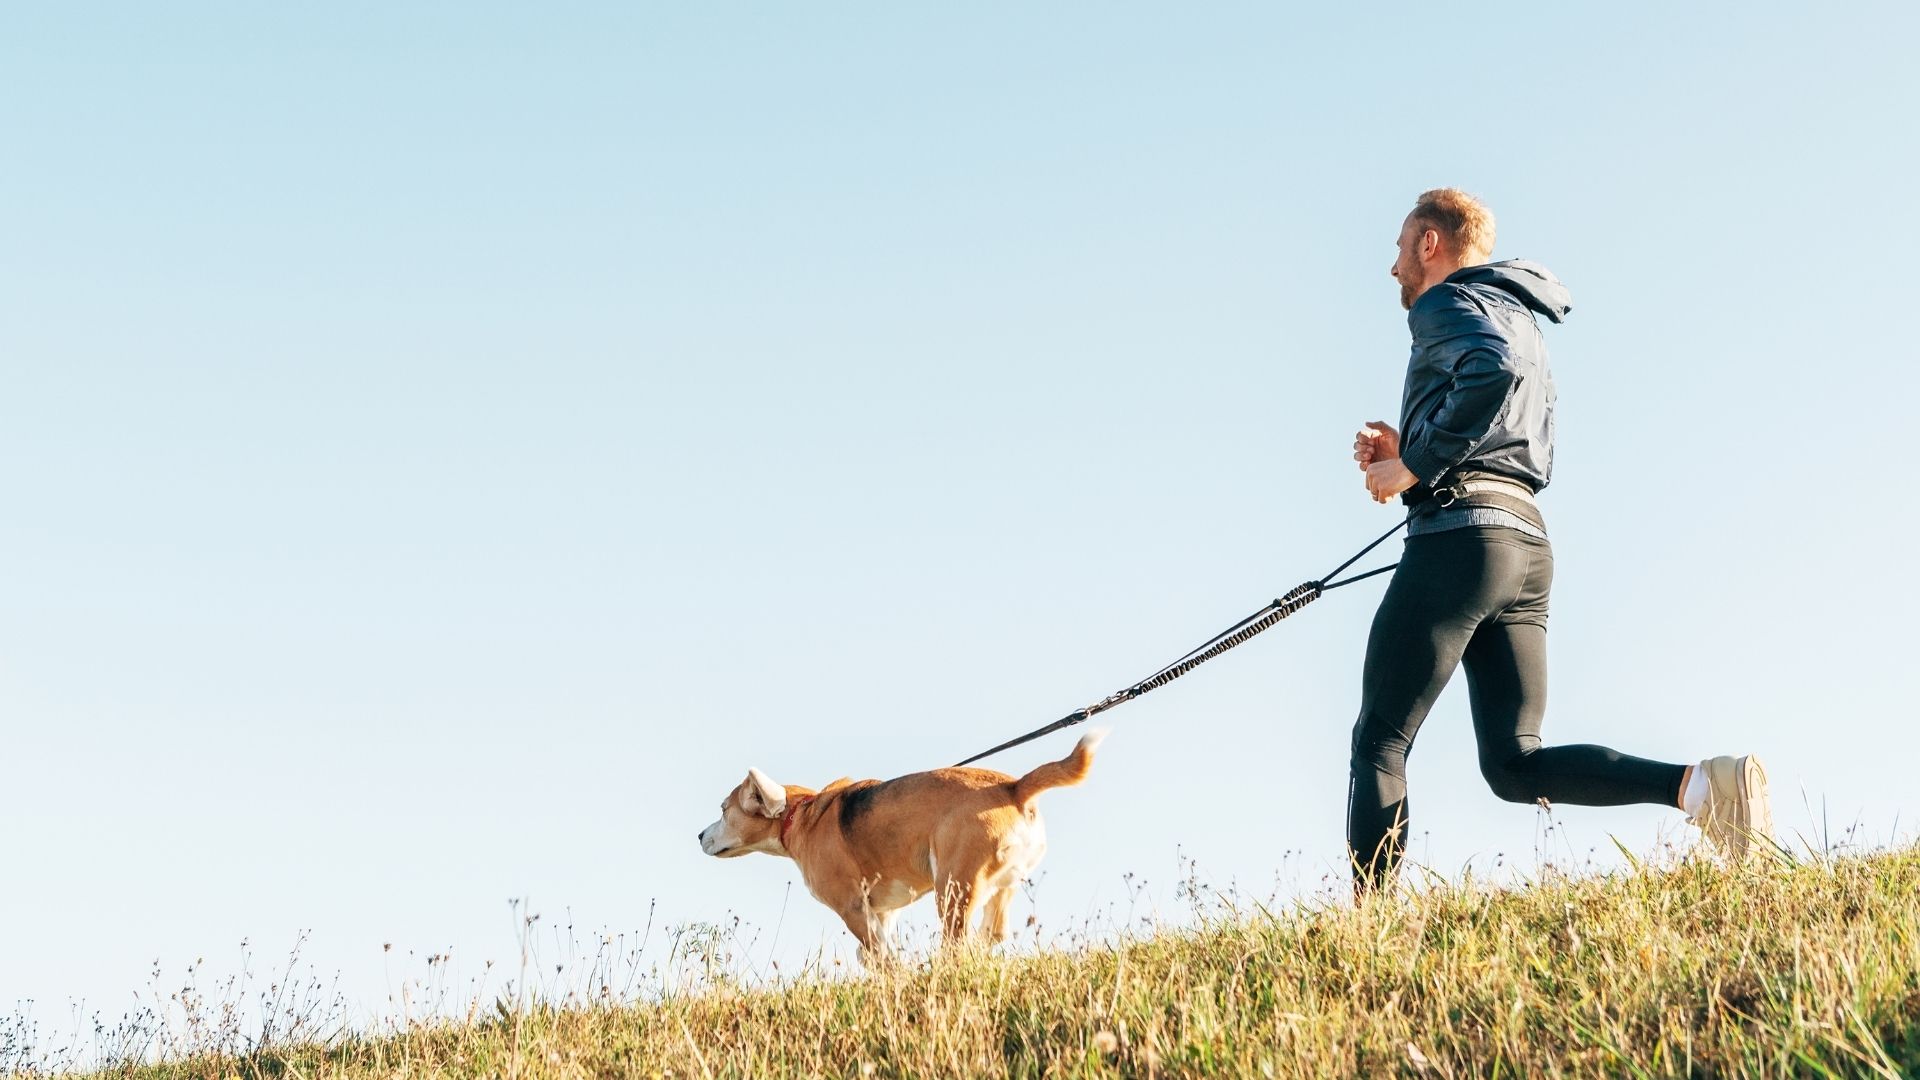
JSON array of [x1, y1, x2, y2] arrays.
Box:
[[1399, 445, 1447, 488]]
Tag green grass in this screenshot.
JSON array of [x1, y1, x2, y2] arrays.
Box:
[[18, 847, 1920, 1079]]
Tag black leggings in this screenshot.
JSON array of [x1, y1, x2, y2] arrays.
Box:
[[1347, 525, 1685, 890]]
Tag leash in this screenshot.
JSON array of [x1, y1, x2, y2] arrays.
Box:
[[951, 512, 1416, 768]]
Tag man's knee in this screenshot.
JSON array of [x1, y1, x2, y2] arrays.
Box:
[[1350, 714, 1410, 776], [1480, 753, 1538, 804]]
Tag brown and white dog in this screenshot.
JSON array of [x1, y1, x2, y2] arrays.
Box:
[[698, 731, 1104, 962]]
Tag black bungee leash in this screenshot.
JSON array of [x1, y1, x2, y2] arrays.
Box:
[[951, 511, 1416, 769]]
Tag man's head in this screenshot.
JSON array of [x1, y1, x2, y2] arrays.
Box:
[[1391, 188, 1496, 309]]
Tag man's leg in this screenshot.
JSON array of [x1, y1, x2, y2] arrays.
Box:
[[1348, 529, 1525, 891], [1463, 535, 1687, 808]]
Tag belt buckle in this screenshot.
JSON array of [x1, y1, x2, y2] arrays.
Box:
[[1432, 485, 1460, 508]]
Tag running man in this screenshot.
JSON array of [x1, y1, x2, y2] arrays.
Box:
[[1347, 188, 1772, 892]]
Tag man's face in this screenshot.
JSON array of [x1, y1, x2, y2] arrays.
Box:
[[1390, 218, 1430, 310]]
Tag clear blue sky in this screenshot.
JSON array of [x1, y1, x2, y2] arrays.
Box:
[[5, 3, 1915, 1027]]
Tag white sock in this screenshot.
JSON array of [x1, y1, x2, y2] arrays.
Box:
[[1681, 762, 1710, 817]]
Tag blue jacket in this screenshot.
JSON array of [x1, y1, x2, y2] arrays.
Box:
[[1398, 260, 1571, 496]]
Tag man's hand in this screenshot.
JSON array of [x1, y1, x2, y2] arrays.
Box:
[[1353, 421, 1401, 470], [1365, 459, 1420, 504]]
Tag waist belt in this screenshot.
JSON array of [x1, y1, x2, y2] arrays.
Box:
[[1415, 472, 1546, 532]]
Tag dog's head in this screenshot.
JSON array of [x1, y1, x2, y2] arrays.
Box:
[[698, 767, 790, 858]]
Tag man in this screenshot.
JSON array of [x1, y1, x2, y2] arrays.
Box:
[[1346, 188, 1772, 892]]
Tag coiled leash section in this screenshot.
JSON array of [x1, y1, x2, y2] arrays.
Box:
[[951, 514, 1413, 768]]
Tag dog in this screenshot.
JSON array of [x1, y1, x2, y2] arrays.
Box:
[[698, 730, 1104, 962]]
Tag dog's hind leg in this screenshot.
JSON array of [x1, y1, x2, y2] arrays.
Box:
[[975, 814, 1043, 946], [980, 887, 1015, 944], [935, 871, 981, 946]]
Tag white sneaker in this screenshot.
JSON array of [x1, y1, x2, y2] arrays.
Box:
[[1688, 754, 1774, 860]]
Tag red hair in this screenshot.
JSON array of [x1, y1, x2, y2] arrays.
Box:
[[1410, 188, 1496, 263]]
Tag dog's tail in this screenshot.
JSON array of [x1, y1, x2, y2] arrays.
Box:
[[1010, 729, 1106, 808]]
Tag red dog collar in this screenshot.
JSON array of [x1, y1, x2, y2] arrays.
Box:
[[779, 794, 814, 850]]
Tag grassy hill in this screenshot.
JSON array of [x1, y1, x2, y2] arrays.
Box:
[[27, 847, 1920, 1079]]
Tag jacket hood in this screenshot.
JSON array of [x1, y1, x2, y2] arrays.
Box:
[[1448, 259, 1572, 323]]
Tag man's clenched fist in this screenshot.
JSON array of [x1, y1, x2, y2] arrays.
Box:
[[1353, 421, 1401, 468], [1366, 459, 1419, 504], [1354, 421, 1416, 503]]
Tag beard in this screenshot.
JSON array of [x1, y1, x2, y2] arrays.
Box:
[[1397, 262, 1424, 310]]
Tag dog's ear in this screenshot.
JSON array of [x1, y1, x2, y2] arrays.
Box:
[[744, 767, 787, 818]]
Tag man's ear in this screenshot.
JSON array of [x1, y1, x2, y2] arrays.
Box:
[[1418, 227, 1442, 262], [744, 767, 787, 818]]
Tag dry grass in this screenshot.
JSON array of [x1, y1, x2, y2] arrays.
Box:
[[11, 846, 1919, 1079]]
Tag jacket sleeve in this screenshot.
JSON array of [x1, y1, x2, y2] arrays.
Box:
[[1399, 289, 1523, 487]]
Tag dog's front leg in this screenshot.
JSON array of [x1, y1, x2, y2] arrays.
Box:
[[836, 904, 897, 968]]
